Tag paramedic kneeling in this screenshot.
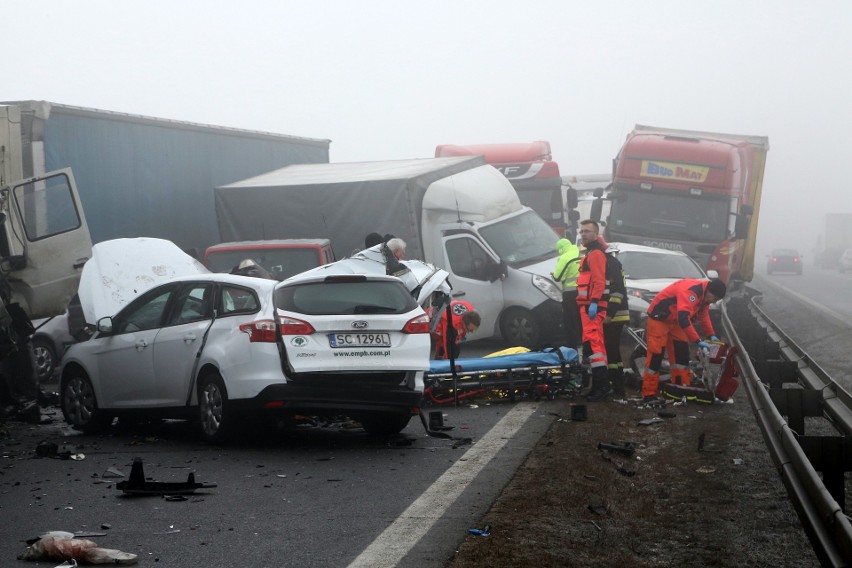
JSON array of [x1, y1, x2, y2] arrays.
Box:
[[431, 301, 481, 360], [640, 278, 726, 402]]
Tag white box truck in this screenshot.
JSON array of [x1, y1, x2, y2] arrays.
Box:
[[215, 157, 564, 346]]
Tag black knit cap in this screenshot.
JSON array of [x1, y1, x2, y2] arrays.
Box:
[[706, 278, 726, 299]]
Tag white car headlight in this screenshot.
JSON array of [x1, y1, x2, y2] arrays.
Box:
[[532, 274, 562, 302]]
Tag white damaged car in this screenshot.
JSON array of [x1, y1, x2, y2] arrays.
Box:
[[60, 239, 450, 441]]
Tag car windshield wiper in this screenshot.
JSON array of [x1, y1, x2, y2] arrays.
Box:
[[352, 305, 397, 314]]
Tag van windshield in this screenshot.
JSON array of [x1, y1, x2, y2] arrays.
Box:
[[479, 210, 559, 267], [206, 247, 321, 280]]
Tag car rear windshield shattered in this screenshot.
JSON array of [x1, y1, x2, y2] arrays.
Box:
[[275, 280, 417, 315]]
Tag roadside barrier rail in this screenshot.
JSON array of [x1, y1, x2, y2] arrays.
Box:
[[723, 289, 852, 567]]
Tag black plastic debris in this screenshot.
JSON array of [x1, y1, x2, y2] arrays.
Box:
[[597, 442, 636, 457], [587, 504, 608, 515], [115, 458, 216, 495]]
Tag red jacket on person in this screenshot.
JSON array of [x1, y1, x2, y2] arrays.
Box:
[[647, 278, 717, 343], [431, 301, 474, 359], [576, 239, 608, 309]]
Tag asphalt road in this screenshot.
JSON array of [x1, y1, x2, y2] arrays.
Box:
[[3, 271, 850, 568], [0, 338, 554, 568]]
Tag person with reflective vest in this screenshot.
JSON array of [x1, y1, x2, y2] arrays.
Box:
[[576, 220, 609, 401], [431, 300, 481, 360], [592, 243, 630, 400], [641, 278, 727, 401], [551, 238, 582, 349]]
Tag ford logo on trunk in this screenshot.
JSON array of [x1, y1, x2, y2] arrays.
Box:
[[351, 320, 368, 329]]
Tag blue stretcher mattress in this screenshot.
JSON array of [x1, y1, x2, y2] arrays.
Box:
[[428, 347, 578, 375]]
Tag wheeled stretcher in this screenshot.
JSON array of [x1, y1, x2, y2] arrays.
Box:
[[423, 347, 583, 405]]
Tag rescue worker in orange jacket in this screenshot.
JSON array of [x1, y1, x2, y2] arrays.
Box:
[[431, 300, 481, 360], [641, 277, 727, 401], [576, 220, 610, 401]]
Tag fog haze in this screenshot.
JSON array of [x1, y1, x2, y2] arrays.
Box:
[[4, 0, 850, 260]]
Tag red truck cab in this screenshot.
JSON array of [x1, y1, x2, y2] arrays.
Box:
[[607, 127, 768, 283], [204, 239, 335, 280], [435, 141, 564, 234]]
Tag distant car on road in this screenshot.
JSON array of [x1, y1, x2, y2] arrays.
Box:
[[766, 248, 803, 275], [838, 249, 852, 273]]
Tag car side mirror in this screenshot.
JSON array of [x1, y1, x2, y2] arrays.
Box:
[[706, 270, 719, 279], [488, 260, 507, 282], [97, 317, 114, 335]]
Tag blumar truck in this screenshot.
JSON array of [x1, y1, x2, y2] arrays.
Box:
[[606, 125, 769, 284], [215, 157, 564, 346]]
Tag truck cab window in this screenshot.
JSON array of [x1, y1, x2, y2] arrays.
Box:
[[13, 173, 82, 241]]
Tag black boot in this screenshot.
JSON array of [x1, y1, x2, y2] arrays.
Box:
[[610, 367, 626, 397], [586, 367, 612, 402]]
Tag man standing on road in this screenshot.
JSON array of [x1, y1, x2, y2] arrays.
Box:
[[576, 220, 609, 401], [640, 278, 726, 402], [551, 238, 582, 350], [601, 244, 630, 399]]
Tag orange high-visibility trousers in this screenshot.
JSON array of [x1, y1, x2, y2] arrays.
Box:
[[580, 307, 607, 371], [641, 317, 692, 397]]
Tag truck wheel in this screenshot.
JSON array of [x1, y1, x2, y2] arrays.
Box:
[[500, 308, 540, 347], [360, 413, 411, 437], [32, 337, 57, 384], [198, 372, 234, 443], [61, 370, 111, 433]]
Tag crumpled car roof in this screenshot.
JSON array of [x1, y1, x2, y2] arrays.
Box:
[[78, 238, 209, 323], [284, 244, 451, 306]]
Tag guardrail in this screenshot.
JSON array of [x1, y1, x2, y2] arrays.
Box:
[[723, 288, 852, 567]]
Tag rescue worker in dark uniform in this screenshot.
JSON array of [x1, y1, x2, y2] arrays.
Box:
[[551, 238, 582, 349], [587, 241, 630, 401], [576, 220, 609, 401], [641, 278, 726, 402]]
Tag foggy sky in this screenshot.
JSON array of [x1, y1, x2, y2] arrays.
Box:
[[4, 0, 850, 259]]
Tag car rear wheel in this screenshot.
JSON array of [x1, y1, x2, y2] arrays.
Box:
[[32, 337, 57, 384], [61, 370, 112, 433], [500, 307, 540, 347], [360, 412, 411, 437], [198, 372, 233, 443]]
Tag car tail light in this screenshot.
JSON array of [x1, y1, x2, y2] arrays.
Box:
[[402, 313, 431, 334], [239, 320, 278, 342], [279, 316, 315, 335]]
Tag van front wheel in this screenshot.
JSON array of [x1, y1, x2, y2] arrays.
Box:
[[501, 308, 540, 348]]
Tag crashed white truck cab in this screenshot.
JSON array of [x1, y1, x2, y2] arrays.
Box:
[[0, 105, 92, 322]]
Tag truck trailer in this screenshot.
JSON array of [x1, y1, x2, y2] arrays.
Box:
[[215, 157, 565, 346], [435, 141, 565, 234], [0, 100, 330, 253], [606, 125, 769, 284]]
